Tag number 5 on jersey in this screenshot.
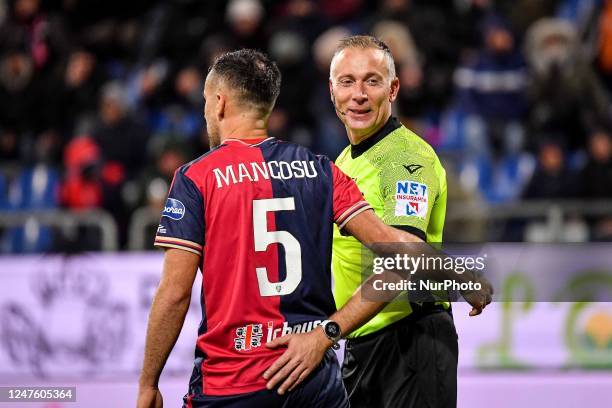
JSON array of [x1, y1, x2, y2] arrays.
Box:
[[252, 197, 302, 296]]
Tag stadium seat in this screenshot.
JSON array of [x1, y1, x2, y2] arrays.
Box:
[[0, 171, 8, 210], [1, 165, 60, 253], [439, 108, 469, 151], [459, 153, 535, 203]]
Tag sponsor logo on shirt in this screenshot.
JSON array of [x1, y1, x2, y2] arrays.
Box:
[[157, 224, 167, 234], [403, 164, 423, 174], [395, 181, 428, 219], [234, 323, 264, 351], [162, 198, 185, 220], [233, 320, 324, 352]]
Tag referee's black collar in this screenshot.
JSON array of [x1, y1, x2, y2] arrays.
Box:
[[350, 116, 401, 159]]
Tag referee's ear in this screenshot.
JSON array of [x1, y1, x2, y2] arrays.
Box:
[[389, 77, 400, 102]]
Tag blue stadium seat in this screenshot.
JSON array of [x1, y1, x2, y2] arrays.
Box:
[[459, 153, 535, 203], [10, 165, 60, 210], [148, 109, 170, 134], [439, 108, 469, 151], [0, 172, 8, 210], [557, 0, 601, 26], [2, 223, 54, 253], [1, 165, 60, 253]]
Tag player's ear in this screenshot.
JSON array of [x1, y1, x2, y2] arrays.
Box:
[[329, 79, 334, 103], [216, 92, 226, 120], [389, 77, 400, 102]]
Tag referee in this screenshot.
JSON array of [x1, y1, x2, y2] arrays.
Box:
[[330, 35, 457, 408]]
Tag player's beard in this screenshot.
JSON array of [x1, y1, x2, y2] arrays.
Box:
[[207, 122, 221, 148]]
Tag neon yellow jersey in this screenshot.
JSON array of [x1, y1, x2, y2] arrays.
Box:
[[332, 117, 448, 338]]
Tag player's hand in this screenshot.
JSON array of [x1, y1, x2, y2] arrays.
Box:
[[263, 328, 332, 394], [461, 275, 493, 316], [136, 386, 163, 408]]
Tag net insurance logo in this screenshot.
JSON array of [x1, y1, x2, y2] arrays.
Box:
[[162, 198, 185, 220], [395, 180, 428, 219]]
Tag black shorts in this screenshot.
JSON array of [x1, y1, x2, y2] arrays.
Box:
[[342, 306, 458, 408], [184, 350, 348, 408]]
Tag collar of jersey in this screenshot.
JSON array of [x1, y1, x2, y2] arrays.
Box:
[[222, 137, 274, 147], [350, 116, 401, 159]]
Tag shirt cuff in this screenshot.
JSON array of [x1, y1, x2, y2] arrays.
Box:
[[336, 201, 373, 230], [154, 236, 203, 256]]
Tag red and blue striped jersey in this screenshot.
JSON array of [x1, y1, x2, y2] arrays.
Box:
[[154, 137, 370, 396]]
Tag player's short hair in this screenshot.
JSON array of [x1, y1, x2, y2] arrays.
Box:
[[209, 49, 281, 114], [330, 35, 396, 81]]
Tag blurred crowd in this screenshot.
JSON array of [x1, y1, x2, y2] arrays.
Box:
[[1, 0, 612, 251]]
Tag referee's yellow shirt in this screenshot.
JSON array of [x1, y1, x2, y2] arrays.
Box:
[[332, 117, 448, 338]]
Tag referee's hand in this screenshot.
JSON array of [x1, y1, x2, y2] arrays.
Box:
[[263, 328, 332, 394], [461, 275, 494, 316]]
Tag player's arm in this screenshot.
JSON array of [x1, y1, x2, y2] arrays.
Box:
[[331, 159, 489, 309], [137, 248, 199, 408], [261, 209, 412, 394], [263, 208, 490, 394], [263, 164, 490, 394], [349, 208, 492, 314]]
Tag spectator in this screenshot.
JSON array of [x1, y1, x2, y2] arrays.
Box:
[[138, 142, 188, 212], [319, 0, 365, 23], [224, 0, 267, 49], [310, 26, 352, 158], [270, 0, 329, 45], [0, 0, 70, 72], [580, 129, 612, 198], [596, 0, 612, 91], [60, 136, 103, 210], [92, 81, 150, 177], [368, 0, 467, 110], [143, 65, 206, 157], [0, 47, 42, 134], [267, 28, 316, 146], [556, 0, 602, 35], [144, 1, 223, 66], [372, 20, 426, 122], [171, 65, 205, 141], [494, 0, 558, 37], [454, 13, 527, 155], [523, 140, 578, 199], [174, 66, 202, 110], [578, 129, 612, 240], [125, 59, 171, 112], [92, 82, 150, 246], [1, 0, 612, 250], [525, 18, 612, 151], [0, 128, 19, 161], [47, 48, 105, 139]]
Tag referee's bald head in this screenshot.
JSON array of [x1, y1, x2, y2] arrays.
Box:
[[330, 35, 396, 83]]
